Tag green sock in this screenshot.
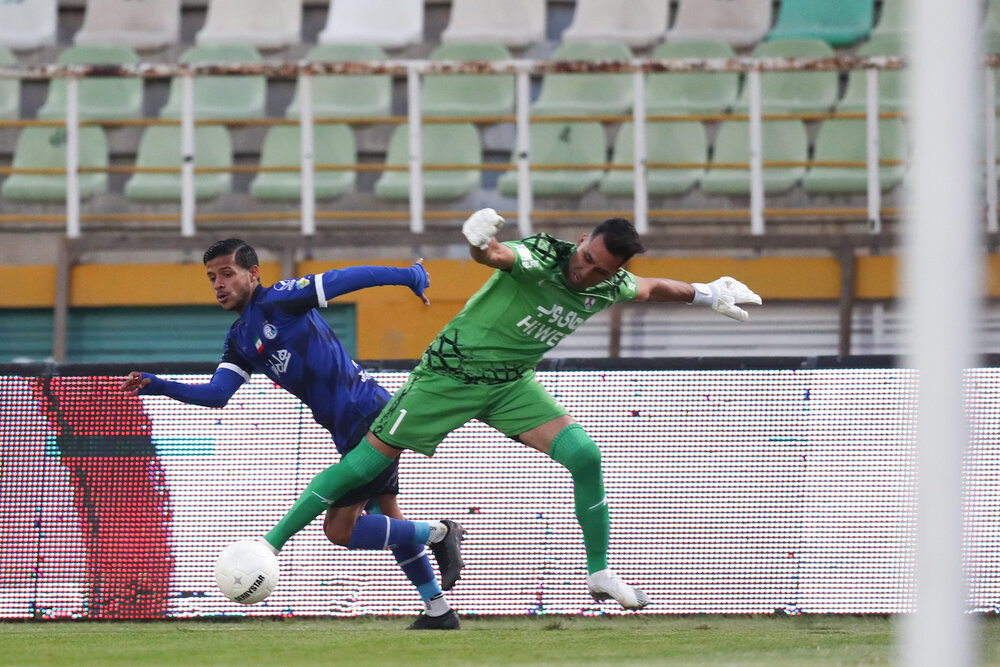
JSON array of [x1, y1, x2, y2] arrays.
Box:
[[264, 439, 393, 551], [549, 423, 610, 574]]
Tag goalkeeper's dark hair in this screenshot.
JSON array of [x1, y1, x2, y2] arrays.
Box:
[[591, 217, 645, 261], [203, 238, 259, 269]]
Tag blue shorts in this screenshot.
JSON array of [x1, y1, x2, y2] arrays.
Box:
[[329, 407, 399, 508]]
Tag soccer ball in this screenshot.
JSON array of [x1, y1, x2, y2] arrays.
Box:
[[214, 540, 280, 605]]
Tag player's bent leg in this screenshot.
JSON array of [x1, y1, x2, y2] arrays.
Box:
[[547, 422, 649, 610], [263, 439, 399, 551], [323, 503, 367, 546]]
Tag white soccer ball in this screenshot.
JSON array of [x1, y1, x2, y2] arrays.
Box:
[[214, 540, 279, 605]]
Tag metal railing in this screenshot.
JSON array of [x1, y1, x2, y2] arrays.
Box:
[[0, 53, 996, 238]]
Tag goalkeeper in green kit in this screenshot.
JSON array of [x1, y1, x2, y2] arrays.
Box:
[[263, 209, 762, 610]]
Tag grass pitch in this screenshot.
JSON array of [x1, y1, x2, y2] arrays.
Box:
[[3, 614, 1000, 667]]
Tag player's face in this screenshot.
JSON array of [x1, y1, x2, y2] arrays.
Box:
[[565, 234, 627, 290], [205, 254, 259, 313]]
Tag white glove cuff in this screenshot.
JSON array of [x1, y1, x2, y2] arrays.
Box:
[[690, 283, 715, 307]]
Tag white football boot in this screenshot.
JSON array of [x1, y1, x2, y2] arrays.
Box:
[[587, 569, 650, 610]]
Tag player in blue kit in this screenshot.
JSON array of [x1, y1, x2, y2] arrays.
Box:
[[120, 239, 465, 630]]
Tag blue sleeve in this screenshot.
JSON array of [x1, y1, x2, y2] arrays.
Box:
[[266, 264, 430, 314], [137, 366, 245, 408]]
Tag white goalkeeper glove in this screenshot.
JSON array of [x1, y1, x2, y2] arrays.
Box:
[[690, 276, 762, 322], [462, 208, 505, 250]]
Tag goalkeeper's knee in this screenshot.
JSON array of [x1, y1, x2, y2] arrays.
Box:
[[549, 423, 603, 479]]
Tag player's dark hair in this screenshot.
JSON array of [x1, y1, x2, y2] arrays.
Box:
[[591, 217, 645, 261], [203, 238, 259, 269]]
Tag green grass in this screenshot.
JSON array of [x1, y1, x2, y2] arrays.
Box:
[[2, 615, 1000, 667]]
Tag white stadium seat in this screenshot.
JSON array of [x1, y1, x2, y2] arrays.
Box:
[[196, 0, 302, 50], [667, 0, 773, 49], [561, 0, 668, 49], [440, 0, 546, 49], [318, 0, 423, 49], [74, 0, 180, 50], [0, 0, 56, 51]]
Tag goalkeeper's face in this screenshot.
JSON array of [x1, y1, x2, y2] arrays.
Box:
[[205, 254, 260, 313], [565, 234, 626, 290]]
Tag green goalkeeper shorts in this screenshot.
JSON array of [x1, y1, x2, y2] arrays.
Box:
[[370, 368, 569, 456]]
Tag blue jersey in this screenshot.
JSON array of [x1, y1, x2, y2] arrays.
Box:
[[219, 274, 389, 452]]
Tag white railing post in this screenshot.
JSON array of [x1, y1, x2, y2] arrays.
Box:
[[985, 66, 998, 233], [747, 69, 765, 235], [65, 75, 81, 239], [298, 71, 316, 236], [632, 68, 648, 235], [180, 72, 196, 237], [516, 66, 533, 237], [866, 68, 883, 234], [406, 64, 424, 234]]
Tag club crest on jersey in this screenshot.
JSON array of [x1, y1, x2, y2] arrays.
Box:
[[254, 337, 264, 353], [295, 277, 311, 290], [584, 296, 596, 310], [268, 349, 291, 376], [263, 323, 278, 340], [274, 279, 296, 291]]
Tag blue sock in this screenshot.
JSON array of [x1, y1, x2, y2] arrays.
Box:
[[347, 514, 431, 549], [391, 543, 443, 602]]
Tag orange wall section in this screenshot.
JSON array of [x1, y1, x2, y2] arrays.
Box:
[[0, 265, 57, 307]]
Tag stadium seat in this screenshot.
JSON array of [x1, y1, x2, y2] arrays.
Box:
[[124, 125, 232, 200], [0, 47, 20, 119], [318, 0, 423, 50], [599, 121, 707, 197], [700, 120, 808, 195], [870, 0, 907, 38], [532, 40, 634, 117], [985, 0, 1000, 38], [421, 42, 515, 119], [285, 43, 392, 119], [0, 0, 56, 51], [667, 0, 772, 49], [373, 123, 482, 200], [766, 0, 874, 47], [36, 44, 143, 121], [1, 127, 108, 201], [158, 44, 266, 120], [195, 0, 301, 50], [837, 35, 906, 113], [734, 39, 839, 113], [440, 0, 545, 49], [802, 118, 907, 194], [74, 0, 180, 51], [561, 0, 668, 49], [646, 40, 740, 115], [497, 121, 606, 197], [250, 124, 356, 201]]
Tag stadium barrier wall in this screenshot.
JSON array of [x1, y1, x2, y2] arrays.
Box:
[[2, 357, 999, 619]]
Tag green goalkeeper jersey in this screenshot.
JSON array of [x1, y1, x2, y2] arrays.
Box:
[[418, 233, 639, 384]]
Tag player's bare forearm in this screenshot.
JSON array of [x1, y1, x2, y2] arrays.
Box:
[[633, 276, 696, 303], [470, 237, 515, 270]]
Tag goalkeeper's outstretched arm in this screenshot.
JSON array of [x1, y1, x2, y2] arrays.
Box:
[[634, 275, 762, 322]]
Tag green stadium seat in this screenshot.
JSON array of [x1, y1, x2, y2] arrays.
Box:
[[498, 121, 606, 197], [646, 40, 740, 115], [285, 43, 392, 120], [124, 125, 232, 200], [250, 124, 356, 201], [531, 40, 634, 117], [838, 35, 906, 113], [0, 47, 19, 119], [802, 118, 907, 194], [421, 42, 515, 119], [985, 0, 1000, 38], [36, 44, 143, 121], [373, 123, 481, 200], [158, 44, 265, 120], [600, 121, 707, 197], [766, 0, 874, 47], [1, 126, 108, 201], [700, 120, 808, 195], [735, 39, 839, 113], [870, 0, 907, 38]]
